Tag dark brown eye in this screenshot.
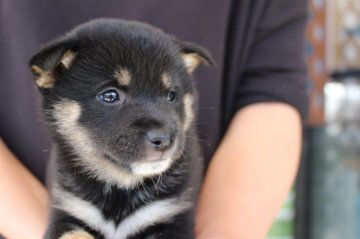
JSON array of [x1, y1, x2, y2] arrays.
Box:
[[98, 89, 120, 103], [167, 91, 177, 101]]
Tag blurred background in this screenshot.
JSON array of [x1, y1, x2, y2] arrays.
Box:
[[267, 0, 360, 239]]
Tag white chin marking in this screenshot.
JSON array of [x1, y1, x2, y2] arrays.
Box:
[[131, 158, 173, 176]]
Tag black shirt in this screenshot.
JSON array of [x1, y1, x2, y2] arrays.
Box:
[[0, 0, 309, 183]]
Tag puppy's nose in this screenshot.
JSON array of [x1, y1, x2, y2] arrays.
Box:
[[146, 129, 174, 151]]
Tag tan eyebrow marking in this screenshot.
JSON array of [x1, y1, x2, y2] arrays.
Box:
[[114, 67, 131, 86], [162, 73, 171, 89]]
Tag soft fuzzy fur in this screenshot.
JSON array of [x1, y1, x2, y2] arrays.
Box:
[[30, 19, 214, 239]]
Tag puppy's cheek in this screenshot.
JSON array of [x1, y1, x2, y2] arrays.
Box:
[[52, 100, 95, 156], [51, 101, 143, 187], [182, 93, 194, 131]]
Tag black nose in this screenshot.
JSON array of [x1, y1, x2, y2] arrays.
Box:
[[146, 128, 174, 151]]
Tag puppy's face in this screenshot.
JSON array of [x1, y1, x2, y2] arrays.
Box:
[[30, 19, 214, 183]]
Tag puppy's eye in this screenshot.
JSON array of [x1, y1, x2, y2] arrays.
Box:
[[167, 91, 177, 101], [98, 89, 120, 103]]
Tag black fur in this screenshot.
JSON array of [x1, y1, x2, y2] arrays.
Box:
[[30, 19, 214, 239]]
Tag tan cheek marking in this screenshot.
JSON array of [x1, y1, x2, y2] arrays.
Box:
[[31, 65, 55, 88], [182, 53, 200, 73], [59, 230, 95, 239], [60, 50, 77, 69], [114, 67, 131, 86], [162, 73, 171, 89], [52, 101, 88, 152], [52, 100, 145, 188], [183, 93, 194, 131]]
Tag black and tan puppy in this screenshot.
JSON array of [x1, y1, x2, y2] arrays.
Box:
[[29, 19, 214, 239]]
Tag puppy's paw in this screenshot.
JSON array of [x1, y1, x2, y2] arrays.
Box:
[[59, 230, 95, 239]]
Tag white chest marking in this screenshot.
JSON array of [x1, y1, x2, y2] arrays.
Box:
[[53, 189, 191, 239]]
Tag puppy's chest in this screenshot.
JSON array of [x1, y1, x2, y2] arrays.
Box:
[[55, 187, 190, 239], [93, 188, 161, 224], [64, 172, 187, 222]]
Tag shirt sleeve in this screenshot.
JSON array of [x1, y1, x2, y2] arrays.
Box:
[[233, 0, 310, 119]]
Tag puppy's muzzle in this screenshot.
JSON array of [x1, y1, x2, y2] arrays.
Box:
[[146, 128, 175, 151]]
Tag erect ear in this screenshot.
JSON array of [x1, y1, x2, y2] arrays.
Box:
[[29, 40, 77, 89], [177, 40, 216, 74]]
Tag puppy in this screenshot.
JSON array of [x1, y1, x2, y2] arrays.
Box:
[[30, 19, 214, 239]]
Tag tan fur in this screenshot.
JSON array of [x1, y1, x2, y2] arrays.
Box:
[[52, 100, 144, 188], [182, 53, 202, 73], [161, 73, 171, 89], [60, 50, 77, 69], [31, 51, 76, 89], [31, 65, 55, 88], [59, 230, 94, 239], [183, 93, 194, 131], [114, 67, 131, 86]]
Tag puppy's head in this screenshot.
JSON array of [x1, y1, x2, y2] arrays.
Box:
[[30, 19, 214, 185]]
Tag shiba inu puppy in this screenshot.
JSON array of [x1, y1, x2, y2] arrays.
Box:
[[30, 19, 214, 239]]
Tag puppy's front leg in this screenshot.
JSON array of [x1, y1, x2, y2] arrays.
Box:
[[45, 210, 98, 239], [59, 230, 95, 239]]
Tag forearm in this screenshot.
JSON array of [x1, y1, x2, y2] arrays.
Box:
[[196, 102, 302, 239], [0, 139, 49, 239]]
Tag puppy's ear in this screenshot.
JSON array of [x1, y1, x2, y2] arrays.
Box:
[[29, 40, 77, 89], [177, 40, 216, 73]]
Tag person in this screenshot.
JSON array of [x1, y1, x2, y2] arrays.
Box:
[[0, 0, 308, 238]]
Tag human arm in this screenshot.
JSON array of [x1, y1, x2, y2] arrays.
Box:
[[195, 102, 302, 239], [194, 0, 309, 237], [0, 138, 49, 239]]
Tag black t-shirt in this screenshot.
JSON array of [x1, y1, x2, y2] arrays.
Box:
[[0, 0, 309, 183]]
